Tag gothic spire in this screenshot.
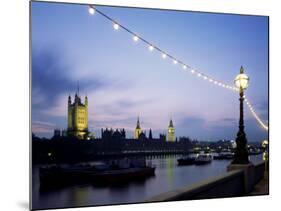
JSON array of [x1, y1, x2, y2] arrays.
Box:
[[169, 118, 174, 127], [77, 81, 80, 96], [149, 128, 153, 140], [136, 116, 141, 129], [240, 65, 244, 74]]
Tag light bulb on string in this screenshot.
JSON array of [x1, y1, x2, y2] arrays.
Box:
[[85, 6, 268, 131], [133, 35, 139, 42], [113, 23, 119, 30], [88, 6, 95, 15]]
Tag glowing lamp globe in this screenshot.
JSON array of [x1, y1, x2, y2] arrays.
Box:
[[133, 36, 139, 42], [113, 23, 119, 30], [234, 66, 249, 90]]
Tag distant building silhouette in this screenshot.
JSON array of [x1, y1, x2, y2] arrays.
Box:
[[67, 91, 89, 139], [134, 117, 142, 139], [168, 119, 175, 142], [159, 133, 166, 141], [149, 128, 153, 140], [138, 131, 147, 141], [101, 128, 126, 140], [101, 128, 113, 140], [62, 129, 67, 137], [53, 129, 61, 137], [52, 129, 68, 138]]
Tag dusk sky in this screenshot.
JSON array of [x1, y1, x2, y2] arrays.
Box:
[[31, 2, 268, 142]]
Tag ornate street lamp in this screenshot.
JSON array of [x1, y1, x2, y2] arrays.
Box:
[[232, 66, 250, 164]]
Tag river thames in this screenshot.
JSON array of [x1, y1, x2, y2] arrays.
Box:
[[32, 154, 263, 209]]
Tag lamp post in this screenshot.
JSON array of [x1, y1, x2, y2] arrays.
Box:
[[262, 140, 269, 180], [232, 66, 250, 164]]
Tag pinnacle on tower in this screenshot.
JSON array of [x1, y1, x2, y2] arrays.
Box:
[[85, 95, 88, 105], [149, 128, 153, 140], [77, 81, 80, 96], [136, 116, 141, 129], [169, 119, 174, 127], [240, 65, 244, 74], [134, 116, 142, 139]]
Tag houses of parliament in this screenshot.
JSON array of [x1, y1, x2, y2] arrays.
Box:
[[67, 92, 89, 139], [64, 92, 175, 141]]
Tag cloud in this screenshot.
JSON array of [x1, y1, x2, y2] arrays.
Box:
[[172, 114, 268, 142], [174, 116, 208, 140], [32, 120, 56, 133], [178, 116, 206, 128], [31, 46, 130, 116], [220, 117, 236, 123], [208, 117, 237, 128], [206, 117, 268, 142], [31, 46, 142, 137], [255, 100, 268, 111], [94, 98, 153, 115], [244, 118, 269, 142], [255, 100, 269, 121], [32, 48, 107, 110]]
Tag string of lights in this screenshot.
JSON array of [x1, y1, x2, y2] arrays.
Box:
[[88, 5, 268, 131], [244, 96, 268, 130]]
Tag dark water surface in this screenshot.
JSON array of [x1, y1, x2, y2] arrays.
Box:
[[32, 154, 262, 209]]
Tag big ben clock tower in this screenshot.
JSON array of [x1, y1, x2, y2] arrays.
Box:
[[168, 119, 175, 142]]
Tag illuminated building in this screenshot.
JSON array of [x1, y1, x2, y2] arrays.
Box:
[[134, 117, 142, 139], [168, 119, 175, 142], [67, 92, 89, 139]]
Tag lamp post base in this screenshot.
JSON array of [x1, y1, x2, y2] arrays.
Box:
[[232, 129, 249, 164]]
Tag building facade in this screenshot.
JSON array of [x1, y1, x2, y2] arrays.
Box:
[[168, 119, 175, 142], [67, 93, 88, 139], [134, 117, 142, 139]]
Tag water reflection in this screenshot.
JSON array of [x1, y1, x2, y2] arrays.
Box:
[[166, 157, 175, 187], [32, 154, 263, 209]]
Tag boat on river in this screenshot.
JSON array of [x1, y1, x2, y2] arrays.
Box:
[[91, 167, 155, 184], [177, 155, 196, 166], [39, 159, 155, 188], [194, 154, 212, 165], [248, 148, 262, 155]]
